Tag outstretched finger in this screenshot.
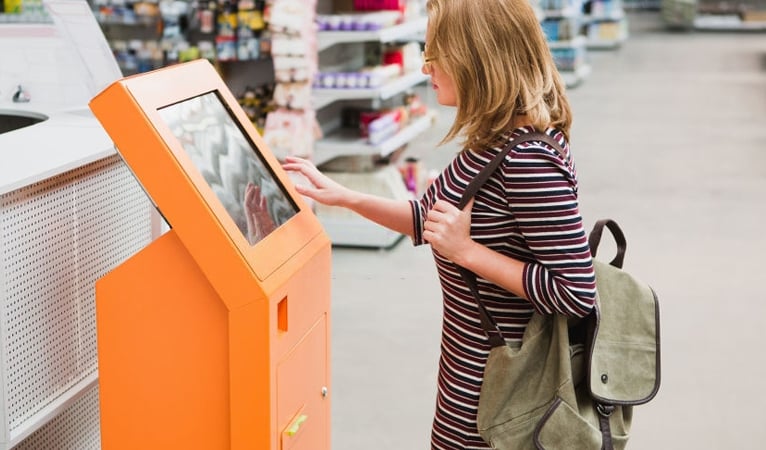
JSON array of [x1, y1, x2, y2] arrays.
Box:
[[285, 159, 324, 184]]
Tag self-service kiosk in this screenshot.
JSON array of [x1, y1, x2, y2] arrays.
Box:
[[89, 59, 331, 450]]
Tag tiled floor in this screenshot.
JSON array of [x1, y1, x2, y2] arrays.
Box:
[[329, 12, 766, 449]]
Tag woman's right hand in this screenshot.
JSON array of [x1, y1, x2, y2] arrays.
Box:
[[282, 156, 350, 207]]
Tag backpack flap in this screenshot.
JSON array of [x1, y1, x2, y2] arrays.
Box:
[[586, 220, 661, 405]]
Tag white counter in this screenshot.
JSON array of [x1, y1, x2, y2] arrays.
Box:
[[0, 2, 153, 447], [0, 106, 158, 449], [0, 108, 117, 195]]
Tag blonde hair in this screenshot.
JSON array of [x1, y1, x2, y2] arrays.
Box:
[[425, 0, 572, 150]]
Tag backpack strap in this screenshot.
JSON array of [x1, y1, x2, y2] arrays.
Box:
[[588, 219, 626, 269], [457, 131, 568, 346]]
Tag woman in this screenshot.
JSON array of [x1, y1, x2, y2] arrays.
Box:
[[283, 0, 597, 447]]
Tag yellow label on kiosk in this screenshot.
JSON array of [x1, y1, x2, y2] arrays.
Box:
[[90, 59, 331, 450]]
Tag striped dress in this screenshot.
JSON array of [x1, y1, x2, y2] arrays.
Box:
[[409, 127, 597, 449]]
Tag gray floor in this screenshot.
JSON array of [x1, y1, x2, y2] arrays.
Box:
[[329, 12, 766, 449]]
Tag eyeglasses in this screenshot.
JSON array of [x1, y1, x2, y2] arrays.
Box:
[[421, 51, 438, 72]]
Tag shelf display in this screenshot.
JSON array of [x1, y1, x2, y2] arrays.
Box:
[[582, 0, 629, 48], [313, 65, 428, 109], [693, 0, 766, 29], [660, 0, 697, 28], [315, 13, 425, 50], [540, 0, 593, 87], [314, 98, 432, 166], [661, 0, 766, 29], [91, 0, 279, 136], [261, 0, 319, 160], [623, 0, 660, 9], [0, 0, 50, 21], [312, 0, 431, 247], [91, 0, 272, 73]]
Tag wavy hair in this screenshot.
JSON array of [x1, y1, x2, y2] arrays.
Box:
[[425, 0, 572, 150]]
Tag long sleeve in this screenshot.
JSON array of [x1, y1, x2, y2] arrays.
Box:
[[504, 139, 596, 317]]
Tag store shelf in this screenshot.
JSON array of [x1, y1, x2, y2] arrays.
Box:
[[313, 70, 429, 109], [624, 0, 661, 9], [0, 12, 51, 23], [315, 164, 412, 248], [693, 14, 766, 30], [317, 16, 427, 51], [313, 1, 432, 248], [317, 215, 405, 248], [560, 63, 592, 88], [582, 10, 627, 22], [548, 34, 587, 49], [541, 6, 582, 18], [95, 14, 160, 26], [587, 34, 627, 49], [585, 16, 629, 49], [314, 111, 436, 166]]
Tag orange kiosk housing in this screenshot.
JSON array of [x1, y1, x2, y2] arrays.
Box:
[[89, 59, 331, 450]]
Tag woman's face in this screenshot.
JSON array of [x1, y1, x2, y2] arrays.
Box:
[[422, 50, 457, 107]]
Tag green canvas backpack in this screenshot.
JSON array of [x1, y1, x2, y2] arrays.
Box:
[[457, 133, 661, 450]]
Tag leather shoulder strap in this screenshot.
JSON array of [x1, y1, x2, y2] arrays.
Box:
[[457, 131, 567, 346]]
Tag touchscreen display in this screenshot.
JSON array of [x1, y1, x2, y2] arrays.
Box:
[[158, 91, 298, 245]]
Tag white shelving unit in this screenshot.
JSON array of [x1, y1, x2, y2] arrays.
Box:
[[314, 111, 435, 167], [314, 164, 412, 248], [560, 62, 593, 87], [583, 8, 629, 49], [316, 16, 427, 51], [541, 2, 593, 87], [693, 13, 766, 30], [312, 6, 433, 248], [313, 70, 429, 110], [547, 35, 592, 87], [662, 0, 766, 30]]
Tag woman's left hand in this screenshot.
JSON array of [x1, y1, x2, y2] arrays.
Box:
[[423, 198, 475, 264]]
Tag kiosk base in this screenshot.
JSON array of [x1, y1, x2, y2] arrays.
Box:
[[97, 230, 231, 449], [97, 229, 331, 450]]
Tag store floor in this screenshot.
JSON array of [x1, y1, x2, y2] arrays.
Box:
[[329, 12, 766, 450]]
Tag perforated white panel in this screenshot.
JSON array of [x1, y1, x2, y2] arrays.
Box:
[[0, 154, 154, 447], [13, 385, 101, 450]]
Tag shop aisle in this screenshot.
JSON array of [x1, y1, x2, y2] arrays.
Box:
[[329, 11, 766, 450]]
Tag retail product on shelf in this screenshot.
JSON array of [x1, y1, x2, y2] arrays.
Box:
[[660, 0, 766, 29], [92, 0, 272, 74], [312, 0, 432, 247], [623, 0, 660, 9], [315, 63, 402, 89], [337, 91, 426, 146], [691, 0, 766, 29], [261, 0, 318, 160], [353, 0, 405, 10], [582, 0, 629, 48], [239, 83, 275, 133], [262, 109, 318, 159], [540, 0, 593, 86], [316, 10, 401, 30], [0, 0, 47, 18]]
